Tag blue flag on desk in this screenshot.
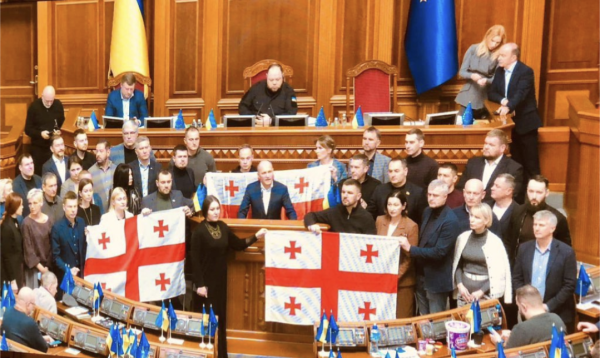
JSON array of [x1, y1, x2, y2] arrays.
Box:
[[405, 0, 458, 94], [209, 305, 218, 337], [168, 300, 178, 330], [576, 263, 592, 297], [316, 106, 328, 127], [1, 331, 8, 351], [463, 102, 474, 125], [174, 109, 186, 130], [137, 330, 150, 358], [497, 342, 506, 358], [60, 265, 75, 295]]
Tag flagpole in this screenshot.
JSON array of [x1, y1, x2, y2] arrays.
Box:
[[167, 300, 173, 344], [207, 304, 214, 350], [328, 310, 333, 352], [199, 304, 206, 349]]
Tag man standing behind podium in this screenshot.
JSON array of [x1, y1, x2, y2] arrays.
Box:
[[238, 64, 297, 126], [237, 161, 297, 220], [105, 72, 148, 126], [488, 43, 542, 184], [25, 85, 65, 176]]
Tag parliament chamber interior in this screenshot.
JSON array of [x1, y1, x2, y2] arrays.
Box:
[[0, 0, 598, 358]]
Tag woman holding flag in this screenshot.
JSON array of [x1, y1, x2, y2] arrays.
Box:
[[308, 135, 347, 182], [451, 203, 512, 306], [191, 195, 267, 358]]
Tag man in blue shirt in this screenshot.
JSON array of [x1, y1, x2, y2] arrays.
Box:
[[105, 72, 148, 126]]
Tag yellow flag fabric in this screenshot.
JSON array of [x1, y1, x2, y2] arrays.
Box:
[[109, 0, 149, 77]]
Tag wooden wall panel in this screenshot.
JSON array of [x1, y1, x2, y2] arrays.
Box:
[[172, 0, 202, 97]]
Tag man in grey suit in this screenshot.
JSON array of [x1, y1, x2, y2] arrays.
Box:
[[141, 170, 193, 216], [362, 126, 391, 183]]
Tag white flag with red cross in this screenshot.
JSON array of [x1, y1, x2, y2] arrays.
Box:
[[265, 230, 400, 325], [84, 208, 186, 302]]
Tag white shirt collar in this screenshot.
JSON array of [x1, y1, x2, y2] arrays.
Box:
[[486, 154, 503, 166], [505, 61, 517, 73], [121, 92, 134, 101]]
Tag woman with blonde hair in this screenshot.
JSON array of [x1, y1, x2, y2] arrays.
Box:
[[455, 25, 507, 118], [21, 189, 53, 288], [452, 203, 511, 306], [100, 187, 133, 223]]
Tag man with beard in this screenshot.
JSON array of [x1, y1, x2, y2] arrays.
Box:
[[238, 64, 297, 126], [41, 135, 70, 194], [457, 129, 524, 203], [88, 140, 116, 213], [506, 175, 571, 262], [141, 170, 193, 216], [305, 179, 376, 234], [72, 129, 96, 170], [367, 158, 426, 225], [437, 163, 464, 209], [13, 154, 42, 217], [361, 126, 391, 183]]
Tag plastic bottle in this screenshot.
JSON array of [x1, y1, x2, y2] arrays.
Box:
[[370, 323, 380, 356]]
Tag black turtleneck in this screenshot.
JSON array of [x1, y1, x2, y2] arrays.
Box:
[[520, 201, 548, 243], [406, 152, 439, 189], [172, 167, 195, 198]]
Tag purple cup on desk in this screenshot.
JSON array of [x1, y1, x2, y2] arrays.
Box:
[[445, 320, 470, 351]]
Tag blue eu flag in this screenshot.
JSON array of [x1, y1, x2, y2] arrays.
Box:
[[405, 0, 458, 94]]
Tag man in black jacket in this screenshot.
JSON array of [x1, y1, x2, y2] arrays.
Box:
[[506, 175, 571, 262], [488, 43, 542, 184], [1, 287, 51, 352], [305, 179, 375, 234]]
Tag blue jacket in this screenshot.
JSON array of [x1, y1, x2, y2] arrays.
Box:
[[51, 216, 87, 279], [105, 89, 148, 126], [237, 181, 297, 220], [12, 174, 42, 217], [42, 156, 70, 195], [410, 205, 460, 293]]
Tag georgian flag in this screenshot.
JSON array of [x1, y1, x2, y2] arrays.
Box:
[[84, 208, 186, 302], [265, 231, 400, 325], [205, 166, 331, 219]]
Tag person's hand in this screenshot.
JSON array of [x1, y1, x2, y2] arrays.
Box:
[[53, 129, 61, 136], [255, 228, 268, 240], [40, 266, 49, 274], [196, 286, 208, 297], [457, 283, 473, 302], [330, 166, 338, 182], [498, 106, 510, 116], [43, 335, 54, 344], [308, 224, 321, 235], [577, 321, 599, 333], [501, 98, 509, 106], [133, 117, 141, 127], [182, 206, 192, 217], [41, 130, 51, 140], [10, 280, 18, 292], [477, 78, 487, 87], [141, 208, 152, 216], [471, 73, 482, 82], [471, 290, 485, 300], [84, 227, 90, 236], [70, 267, 80, 276], [256, 114, 271, 127], [360, 198, 368, 209], [398, 236, 411, 252]]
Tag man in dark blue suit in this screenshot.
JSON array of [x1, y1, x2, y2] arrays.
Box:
[[488, 174, 519, 260], [41, 135, 70, 195], [51, 191, 86, 287], [105, 72, 148, 127], [237, 161, 297, 220], [141, 170, 193, 216], [13, 154, 42, 218], [129, 136, 162, 198], [488, 43, 542, 184], [453, 179, 501, 237], [512, 210, 577, 332], [399, 179, 460, 314]]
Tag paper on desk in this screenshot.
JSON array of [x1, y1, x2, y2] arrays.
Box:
[[577, 302, 600, 310], [64, 348, 81, 355], [65, 306, 89, 315], [167, 338, 184, 345]]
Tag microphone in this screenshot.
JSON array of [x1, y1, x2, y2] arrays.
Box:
[[269, 106, 276, 119], [255, 102, 264, 118]]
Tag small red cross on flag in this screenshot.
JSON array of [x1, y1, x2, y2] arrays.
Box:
[[294, 177, 309, 194], [155, 273, 171, 291], [225, 180, 240, 198], [284, 297, 302, 316], [360, 244, 379, 263], [154, 220, 169, 238], [358, 301, 376, 320], [284, 241, 302, 259], [98, 233, 111, 250]]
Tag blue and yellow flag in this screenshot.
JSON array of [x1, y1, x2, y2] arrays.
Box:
[[137, 331, 150, 358], [451, 347, 457, 358], [88, 111, 100, 131], [323, 184, 341, 209], [315, 107, 327, 127], [405, 0, 458, 94], [337, 348, 343, 358], [315, 311, 329, 343], [576, 263, 592, 296], [549, 325, 569, 358], [351, 106, 364, 129], [466, 300, 482, 334], [129, 332, 138, 358], [193, 184, 207, 213], [201, 304, 207, 336], [497, 342, 506, 358], [93, 282, 104, 310], [174, 109, 186, 130], [109, 0, 149, 80], [155, 301, 169, 332], [205, 108, 218, 130]]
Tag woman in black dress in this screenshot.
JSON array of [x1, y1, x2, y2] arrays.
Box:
[[191, 195, 267, 358], [77, 178, 101, 226], [112, 163, 141, 215], [1, 192, 25, 290]]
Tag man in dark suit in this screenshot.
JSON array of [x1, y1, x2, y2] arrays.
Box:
[[129, 136, 162, 198], [41, 135, 70, 195], [142, 170, 193, 216], [399, 179, 460, 314], [237, 161, 297, 220], [489, 174, 519, 259], [13, 154, 42, 218], [338, 154, 381, 208], [105, 72, 148, 126], [169, 145, 196, 199], [367, 158, 427, 226], [51, 191, 86, 285], [453, 179, 501, 237], [488, 43, 542, 184], [512, 210, 577, 332], [457, 129, 524, 203]]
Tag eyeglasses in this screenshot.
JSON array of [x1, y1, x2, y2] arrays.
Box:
[[122, 131, 137, 136]]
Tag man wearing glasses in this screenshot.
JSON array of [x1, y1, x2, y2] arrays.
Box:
[[109, 120, 155, 165]]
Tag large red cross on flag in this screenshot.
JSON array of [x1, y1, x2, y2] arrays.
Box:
[[84, 208, 186, 302], [264, 231, 400, 325]]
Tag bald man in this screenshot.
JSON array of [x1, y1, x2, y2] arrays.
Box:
[[25, 86, 65, 175], [1, 287, 51, 352], [488, 43, 541, 184], [34, 271, 58, 314], [238, 63, 298, 126], [453, 179, 501, 236], [237, 161, 297, 220]]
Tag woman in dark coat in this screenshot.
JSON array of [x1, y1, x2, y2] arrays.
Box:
[[112, 163, 141, 215], [1, 192, 25, 289], [191, 195, 267, 358]]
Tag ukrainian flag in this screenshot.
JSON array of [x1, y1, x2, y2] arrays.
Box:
[[205, 109, 217, 130], [315, 311, 329, 343], [109, 0, 149, 80], [351, 106, 364, 129], [193, 184, 207, 212]]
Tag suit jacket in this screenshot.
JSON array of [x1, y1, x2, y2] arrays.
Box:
[[51, 216, 87, 279], [452, 204, 502, 238], [487, 200, 519, 260], [456, 155, 524, 203], [12, 174, 42, 217], [369, 153, 391, 183], [169, 167, 196, 197], [488, 61, 542, 135], [512, 239, 577, 326], [41, 155, 70, 195], [129, 158, 162, 197], [141, 190, 193, 212], [410, 205, 460, 293], [105, 89, 148, 126], [110, 143, 155, 165], [376, 215, 419, 287], [237, 181, 297, 220], [367, 181, 427, 226]]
